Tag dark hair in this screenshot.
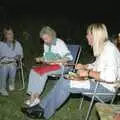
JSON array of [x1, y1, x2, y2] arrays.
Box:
[[2, 25, 16, 49], [116, 33, 120, 50]]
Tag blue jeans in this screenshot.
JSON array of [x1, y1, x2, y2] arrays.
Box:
[[0, 63, 17, 90], [40, 78, 113, 119]]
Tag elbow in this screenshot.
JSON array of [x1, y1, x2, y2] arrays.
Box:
[[100, 72, 117, 82], [70, 56, 73, 61], [67, 56, 73, 62]]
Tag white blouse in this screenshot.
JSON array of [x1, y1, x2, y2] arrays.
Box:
[[70, 41, 120, 92], [88, 41, 120, 91], [43, 38, 73, 61]]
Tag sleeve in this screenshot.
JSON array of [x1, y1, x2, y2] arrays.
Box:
[[0, 43, 16, 58], [100, 49, 118, 82], [87, 61, 96, 70], [57, 40, 73, 61], [15, 41, 24, 58]]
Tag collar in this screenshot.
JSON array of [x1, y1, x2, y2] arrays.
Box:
[[45, 38, 57, 46], [51, 38, 57, 45]]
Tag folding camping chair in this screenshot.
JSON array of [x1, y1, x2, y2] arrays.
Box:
[[79, 80, 120, 120], [48, 44, 82, 78], [67, 44, 82, 72], [17, 58, 25, 90]]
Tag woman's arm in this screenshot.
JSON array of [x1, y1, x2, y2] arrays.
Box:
[[75, 59, 96, 70], [15, 41, 23, 58], [77, 69, 100, 80], [88, 70, 100, 80], [75, 64, 89, 70]]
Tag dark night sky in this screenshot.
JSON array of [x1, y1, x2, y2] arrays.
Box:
[[0, 0, 120, 34], [0, 0, 119, 20]]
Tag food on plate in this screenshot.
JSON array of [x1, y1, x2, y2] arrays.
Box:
[[64, 72, 88, 81], [64, 72, 79, 80]]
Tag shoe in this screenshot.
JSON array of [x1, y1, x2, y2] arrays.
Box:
[[24, 100, 31, 106], [9, 83, 15, 91], [26, 93, 31, 96], [29, 98, 40, 107], [24, 98, 40, 107], [21, 104, 44, 119], [0, 89, 9, 96]]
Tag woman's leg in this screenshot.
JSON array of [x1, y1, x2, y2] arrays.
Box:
[[27, 67, 63, 95], [27, 69, 48, 96], [40, 78, 70, 119], [0, 65, 9, 95], [70, 80, 113, 102], [27, 66, 64, 96], [40, 80, 113, 119], [26, 69, 48, 106], [26, 66, 64, 106], [8, 63, 17, 91]]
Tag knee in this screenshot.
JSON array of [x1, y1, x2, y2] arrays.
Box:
[[56, 79, 69, 88], [9, 64, 17, 71], [0, 66, 8, 73], [0, 68, 8, 78]]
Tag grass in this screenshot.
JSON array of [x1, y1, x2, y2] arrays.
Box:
[[0, 16, 103, 120], [0, 48, 99, 120], [0, 79, 99, 120]]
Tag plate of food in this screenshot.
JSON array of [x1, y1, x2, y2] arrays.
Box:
[[63, 72, 87, 81]]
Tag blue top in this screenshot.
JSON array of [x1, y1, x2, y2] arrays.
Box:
[[0, 41, 23, 63]]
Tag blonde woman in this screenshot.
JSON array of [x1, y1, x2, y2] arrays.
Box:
[[22, 23, 120, 119], [25, 26, 73, 107]]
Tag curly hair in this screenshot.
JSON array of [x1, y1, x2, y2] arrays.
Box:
[[40, 26, 56, 40]]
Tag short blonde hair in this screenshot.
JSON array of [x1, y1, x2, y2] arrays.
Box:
[[87, 23, 108, 57], [40, 26, 56, 39]]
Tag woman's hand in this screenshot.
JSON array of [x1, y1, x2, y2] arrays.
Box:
[[47, 60, 66, 65], [75, 64, 84, 70], [14, 55, 22, 61], [77, 69, 88, 77], [35, 57, 44, 63]]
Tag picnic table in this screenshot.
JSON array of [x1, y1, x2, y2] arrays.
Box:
[[95, 102, 120, 120]]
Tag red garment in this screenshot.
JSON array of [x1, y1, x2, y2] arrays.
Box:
[[32, 64, 61, 75]]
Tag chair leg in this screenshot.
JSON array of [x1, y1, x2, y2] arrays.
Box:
[[18, 66, 25, 90], [79, 95, 84, 110], [110, 94, 116, 104], [18, 69, 21, 82], [85, 95, 95, 120], [20, 66, 25, 90]]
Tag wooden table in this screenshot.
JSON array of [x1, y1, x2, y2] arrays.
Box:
[[95, 102, 120, 120]]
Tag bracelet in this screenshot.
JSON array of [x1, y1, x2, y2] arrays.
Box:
[[88, 70, 91, 77]]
